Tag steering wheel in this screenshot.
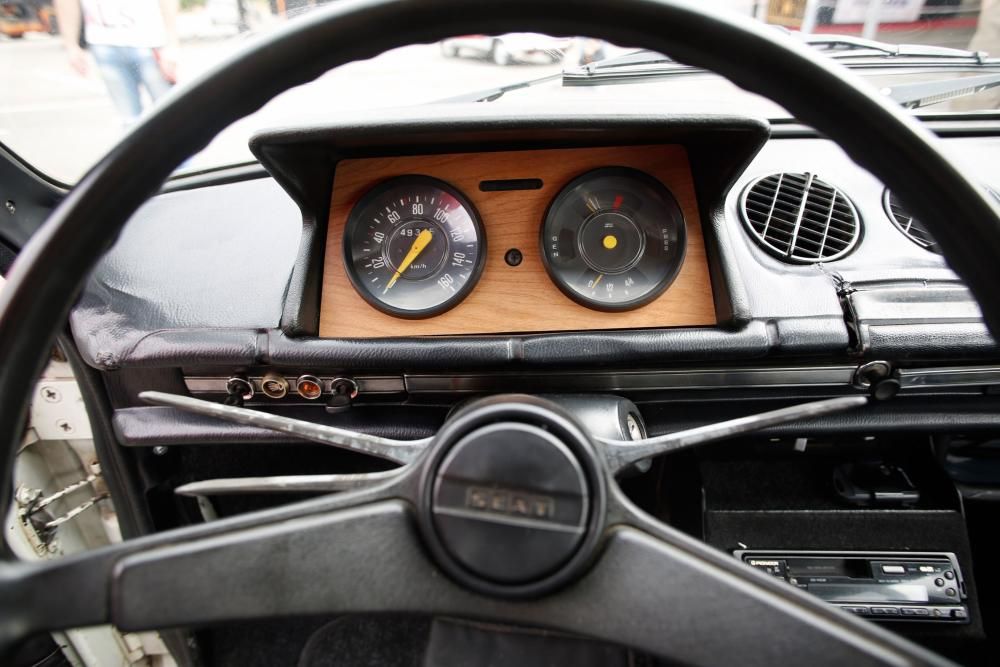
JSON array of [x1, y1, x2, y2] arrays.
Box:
[[2, 0, 998, 664]]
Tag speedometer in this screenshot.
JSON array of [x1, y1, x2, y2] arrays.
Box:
[[541, 167, 687, 311], [343, 176, 486, 318]]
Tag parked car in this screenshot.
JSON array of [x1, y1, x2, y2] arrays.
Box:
[[0, 0, 55, 38], [440, 33, 572, 64]]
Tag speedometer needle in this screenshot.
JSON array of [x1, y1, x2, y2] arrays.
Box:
[[384, 228, 433, 294]]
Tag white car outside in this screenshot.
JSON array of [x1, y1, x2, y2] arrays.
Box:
[[440, 33, 573, 65]]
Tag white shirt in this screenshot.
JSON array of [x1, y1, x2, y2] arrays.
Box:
[[81, 0, 167, 49]]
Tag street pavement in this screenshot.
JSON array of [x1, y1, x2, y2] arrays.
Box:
[[0, 10, 978, 184]]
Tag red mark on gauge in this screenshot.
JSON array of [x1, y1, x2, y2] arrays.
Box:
[[612, 195, 623, 210]]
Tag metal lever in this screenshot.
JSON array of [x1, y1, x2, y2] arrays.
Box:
[[138, 391, 429, 465], [174, 470, 404, 497], [597, 396, 869, 473]]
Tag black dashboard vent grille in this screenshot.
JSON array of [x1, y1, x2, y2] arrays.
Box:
[[884, 189, 940, 253], [740, 172, 860, 263]]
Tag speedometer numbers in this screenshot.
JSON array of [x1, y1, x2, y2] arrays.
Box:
[[343, 176, 486, 318], [541, 167, 687, 311]]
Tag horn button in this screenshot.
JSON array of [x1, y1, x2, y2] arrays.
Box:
[[418, 397, 606, 597], [431, 423, 589, 585]]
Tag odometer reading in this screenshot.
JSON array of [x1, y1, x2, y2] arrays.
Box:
[[343, 176, 486, 318], [541, 167, 687, 311]]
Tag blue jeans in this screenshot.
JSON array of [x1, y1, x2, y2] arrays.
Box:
[[89, 44, 173, 123]]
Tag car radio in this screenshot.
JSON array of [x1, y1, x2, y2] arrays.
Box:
[[734, 550, 969, 623]]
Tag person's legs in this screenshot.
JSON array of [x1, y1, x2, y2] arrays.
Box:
[[131, 48, 174, 106], [88, 44, 144, 121], [129, 47, 192, 168], [236, 0, 250, 32]]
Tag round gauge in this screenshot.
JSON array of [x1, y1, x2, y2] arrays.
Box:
[[343, 175, 486, 318], [541, 167, 687, 311]]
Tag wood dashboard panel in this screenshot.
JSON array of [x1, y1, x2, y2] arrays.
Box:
[[320, 145, 716, 338]]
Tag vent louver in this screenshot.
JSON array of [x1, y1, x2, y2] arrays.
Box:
[[884, 190, 939, 253], [740, 172, 861, 263]]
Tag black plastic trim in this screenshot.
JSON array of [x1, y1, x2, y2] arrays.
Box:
[[251, 113, 770, 336], [479, 178, 544, 192], [0, 144, 64, 249]]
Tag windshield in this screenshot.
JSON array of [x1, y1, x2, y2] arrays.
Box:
[[1, 0, 998, 183]]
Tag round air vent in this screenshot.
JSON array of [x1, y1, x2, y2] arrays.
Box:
[[883, 189, 939, 253], [740, 172, 861, 263]]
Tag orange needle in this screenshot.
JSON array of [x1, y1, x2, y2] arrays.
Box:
[[384, 229, 433, 293]]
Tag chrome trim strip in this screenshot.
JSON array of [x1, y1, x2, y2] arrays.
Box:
[[184, 377, 232, 393], [898, 366, 1000, 388], [356, 376, 408, 394], [403, 366, 857, 393]]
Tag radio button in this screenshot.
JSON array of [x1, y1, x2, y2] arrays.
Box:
[[871, 607, 900, 616], [901, 607, 930, 616], [842, 606, 870, 616], [881, 565, 905, 574], [952, 608, 969, 620], [919, 565, 935, 573], [946, 587, 957, 597], [944, 571, 956, 580], [935, 578, 945, 587]]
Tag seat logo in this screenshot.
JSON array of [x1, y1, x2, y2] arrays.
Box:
[[465, 486, 555, 520]]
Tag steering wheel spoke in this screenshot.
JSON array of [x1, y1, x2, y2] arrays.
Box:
[[143, 391, 869, 477], [0, 468, 411, 653], [597, 396, 869, 473], [174, 469, 407, 497], [139, 391, 429, 465]]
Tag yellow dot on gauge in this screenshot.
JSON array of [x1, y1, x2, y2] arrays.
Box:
[[602, 235, 618, 250]]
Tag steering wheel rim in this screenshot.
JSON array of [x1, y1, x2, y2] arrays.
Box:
[[0, 0, 995, 663]]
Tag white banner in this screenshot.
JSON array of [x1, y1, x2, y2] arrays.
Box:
[[832, 0, 926, 24]]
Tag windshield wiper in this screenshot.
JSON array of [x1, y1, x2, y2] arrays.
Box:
[[555, 38, 1000, 109], [575, 36, 992, 72], [800, 34, 990, 61], [435, 72, 562, 103], [562, 37, 1000, 87]]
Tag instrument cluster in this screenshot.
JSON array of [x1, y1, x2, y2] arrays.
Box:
[[342, 167, 688, 318]]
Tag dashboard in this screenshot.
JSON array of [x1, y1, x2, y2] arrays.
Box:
[[49, 109, 1000, 664], [67, 109, 1000, 378]]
